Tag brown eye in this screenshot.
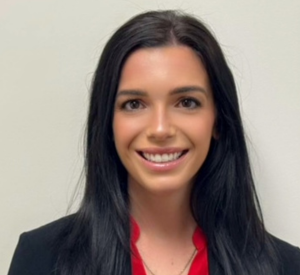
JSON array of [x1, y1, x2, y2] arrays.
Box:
[[122, 100, 144, 111], [178, 98, 200, 109]]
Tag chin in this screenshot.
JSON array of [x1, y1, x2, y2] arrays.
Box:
[[130, 176, 194, 197]]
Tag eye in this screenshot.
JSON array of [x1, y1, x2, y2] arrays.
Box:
[[121, 100, 144, 111], [177, 98, 201, 109]]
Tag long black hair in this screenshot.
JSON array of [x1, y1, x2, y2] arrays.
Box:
[[56, 10, 279, 275]]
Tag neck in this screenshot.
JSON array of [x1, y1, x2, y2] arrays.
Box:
[[129, 181, 196, 240]]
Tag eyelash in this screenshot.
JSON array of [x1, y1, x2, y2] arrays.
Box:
[[121, 100, 145, 111], [120, 97, 201, 111], [176, 97, 201, 109]]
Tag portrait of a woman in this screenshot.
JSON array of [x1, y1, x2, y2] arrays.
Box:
[[8, 10, 300, 275]]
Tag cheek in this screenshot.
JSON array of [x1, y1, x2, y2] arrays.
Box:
[[181, 115, 215, 141], [113, 114, 143, 150]]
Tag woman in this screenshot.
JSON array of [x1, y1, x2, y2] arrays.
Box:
[[8, 10, 300, 275]]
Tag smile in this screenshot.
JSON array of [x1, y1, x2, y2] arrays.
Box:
[[138, 150, 188, 163]]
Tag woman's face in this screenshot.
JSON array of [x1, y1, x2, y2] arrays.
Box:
[[113, 46, 216, 196]]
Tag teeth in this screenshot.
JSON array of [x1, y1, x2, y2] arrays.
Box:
[[142, 152, 182, 163]]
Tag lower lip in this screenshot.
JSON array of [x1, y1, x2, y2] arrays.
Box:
[[137, 152, 188, 172]]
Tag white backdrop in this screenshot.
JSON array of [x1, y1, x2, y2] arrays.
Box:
[[1, 0, 299, 274]]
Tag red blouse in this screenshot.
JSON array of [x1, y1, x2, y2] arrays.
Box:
[[131, 219, 209, 275]]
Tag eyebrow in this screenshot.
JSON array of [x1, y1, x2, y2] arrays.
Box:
[[116, 85, 207, 97], [170, 86, 207, 95], [116, 90, 147, 97]]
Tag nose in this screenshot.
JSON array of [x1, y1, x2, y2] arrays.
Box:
[[146, 106, 176, 140]]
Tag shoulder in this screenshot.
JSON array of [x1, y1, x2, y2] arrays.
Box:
[[8, 215, 76, 275], [271, 235, 300, 274], [21, 214, 75, 243]]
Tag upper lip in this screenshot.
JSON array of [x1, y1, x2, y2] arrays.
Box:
[[137, 147, 188, 154]]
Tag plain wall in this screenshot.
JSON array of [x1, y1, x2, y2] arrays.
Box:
[[1, 0, 299, 273]]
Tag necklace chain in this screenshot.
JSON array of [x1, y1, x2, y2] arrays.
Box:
[[142, 247, 197, 275]]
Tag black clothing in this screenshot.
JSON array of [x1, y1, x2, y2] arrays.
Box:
[[8, 215, 300, 275]]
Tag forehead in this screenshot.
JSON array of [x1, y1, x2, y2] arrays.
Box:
[[118, 46, 211, 92]]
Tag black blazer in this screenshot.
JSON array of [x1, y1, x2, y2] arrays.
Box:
[[8, 216, 300, 275]]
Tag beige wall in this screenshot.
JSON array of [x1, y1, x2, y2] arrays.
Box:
[[1, 0, 299, 273]]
